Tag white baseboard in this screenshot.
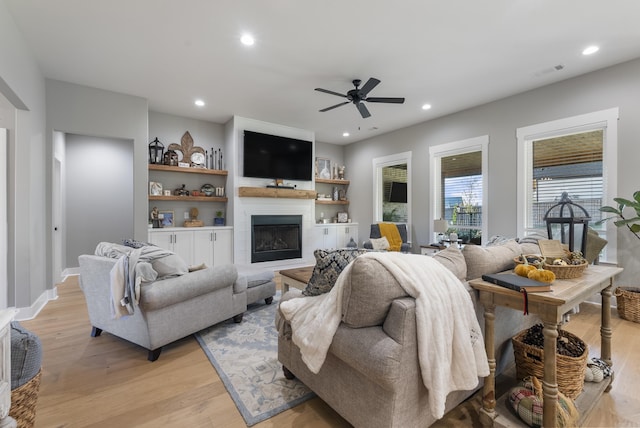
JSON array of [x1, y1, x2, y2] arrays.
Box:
[[14, 286, 58, 321]]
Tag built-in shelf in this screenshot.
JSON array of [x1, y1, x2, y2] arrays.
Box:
[[149, 195, 228, 202], [315, 178, 350, 185], [148, 164, 228, 176], [316, 200, 349, 205], [239, 186, 317, 199]]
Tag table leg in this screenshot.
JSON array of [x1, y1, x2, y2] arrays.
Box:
[[542, 321, 559, 428], [479, 301, 497, 425], [601, 280, 614, 392], [601, 281, 613, 365]]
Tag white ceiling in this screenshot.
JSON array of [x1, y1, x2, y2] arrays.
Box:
[[6, 0, 640, 144]]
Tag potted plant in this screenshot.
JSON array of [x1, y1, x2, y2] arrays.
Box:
[[598, 190, 640, 240], [598, 190, 640, 323], [214, 210, 225, 226]]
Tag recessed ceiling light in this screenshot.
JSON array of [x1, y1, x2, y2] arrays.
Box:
[[240, 34, 255, 46], [342, 132, 350, 137], [194, 99, 205, 107], [422, 104, 432, 110], [582, 45, 599, 55]]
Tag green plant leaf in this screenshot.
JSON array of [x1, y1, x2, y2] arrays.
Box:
[[599, 206, 621, 214], [614, 197, 635, 207]]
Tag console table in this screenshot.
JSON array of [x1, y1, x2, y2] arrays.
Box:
[[469, 264, 623, 427]]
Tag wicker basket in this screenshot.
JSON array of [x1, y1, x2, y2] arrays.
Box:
[[542, 260, 588, 279], [9, 369, 41, 428], [614, 286, 640, 323], [512, 329, 587, 399]]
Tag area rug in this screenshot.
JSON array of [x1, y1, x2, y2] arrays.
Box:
[[195, 292, 315, 426]]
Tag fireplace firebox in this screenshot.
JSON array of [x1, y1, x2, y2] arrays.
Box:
[[251, 215, 302, 263]]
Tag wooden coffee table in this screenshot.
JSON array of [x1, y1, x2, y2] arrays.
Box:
[[279, 266, 314, 293]]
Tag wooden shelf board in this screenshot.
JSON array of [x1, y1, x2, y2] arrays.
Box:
[[493, 371, 613, 427], [315, 178, 349, 185], [148, 164, 228, 176], [238, 186, 316, 199], [315, 200, 349, 205], [149, 195, 227, 202]]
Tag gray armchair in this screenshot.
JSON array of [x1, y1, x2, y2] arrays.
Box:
[[78, 250, 246, 361], [363, 223, 411, 252]]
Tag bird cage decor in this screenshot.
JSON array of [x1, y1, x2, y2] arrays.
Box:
[[543, 192, 591, 255]]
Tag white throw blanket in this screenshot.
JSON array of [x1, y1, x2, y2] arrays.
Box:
[[279, 252, 489, 419], [102, 244, 174, 319]]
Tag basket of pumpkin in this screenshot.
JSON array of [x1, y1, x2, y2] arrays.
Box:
[[542, 251, 588, 279]]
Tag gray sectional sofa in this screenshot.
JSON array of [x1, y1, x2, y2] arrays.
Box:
[[277, 239, 542, 427]]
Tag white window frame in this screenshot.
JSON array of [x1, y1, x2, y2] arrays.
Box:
[[429, 135, 489, 241], [516, 108, 619, 263]]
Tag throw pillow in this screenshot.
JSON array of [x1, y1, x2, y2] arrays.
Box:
[[123, 238, 152, 249], [151, 253, 189, 279], [370, 236, 390, 251], [433, 245, 467, 281], [303, 248, 366, 296], [463, 239, 521, 280]]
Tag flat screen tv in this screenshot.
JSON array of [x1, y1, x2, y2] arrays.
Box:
[[388, 181, 407, 203], [243, 130, 313, 181]]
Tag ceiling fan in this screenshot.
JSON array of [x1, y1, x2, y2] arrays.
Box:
[[315, 77, 405, 118]]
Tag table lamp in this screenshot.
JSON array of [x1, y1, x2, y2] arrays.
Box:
[[434, 219, 448, 243]]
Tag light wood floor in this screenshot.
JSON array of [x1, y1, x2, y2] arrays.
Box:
[[19, 275, 640, 427]]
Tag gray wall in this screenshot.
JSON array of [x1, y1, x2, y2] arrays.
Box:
[[344, 58, 640, 285], [45, 80, 149, 247], [0, 0, 47, 309], [65, 134, 134, 265]]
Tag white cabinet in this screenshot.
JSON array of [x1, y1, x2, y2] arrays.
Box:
[[315, 225, 338, 250], [313, 223, 358, 250], [148, 229, 194, 264], [149, 227, 233, 267], [212, 228, 233, 266], [336, 224, 358, 248]]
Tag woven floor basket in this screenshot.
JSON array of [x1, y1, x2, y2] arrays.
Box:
[[512, 329, 587, 399], [9, 369, 41, 428], [614, 286, 640, 323]]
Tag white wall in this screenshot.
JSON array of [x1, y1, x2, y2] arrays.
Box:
[[65, 134, 134, 266], [344, 58, 640, 286]]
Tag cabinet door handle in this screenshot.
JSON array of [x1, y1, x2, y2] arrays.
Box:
[[214, 232, 217, 241], [210, 232, 213, 242]]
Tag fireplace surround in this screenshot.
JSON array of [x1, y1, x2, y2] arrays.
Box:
[[251, 215, 302, 263]]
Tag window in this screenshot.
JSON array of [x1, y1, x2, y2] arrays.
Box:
[[517, 108, 619, 262], [430, 136, 488, 244]]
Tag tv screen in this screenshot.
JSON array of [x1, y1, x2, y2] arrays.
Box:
[[243, 130, 313, 181], [388, 181, 407, 203]]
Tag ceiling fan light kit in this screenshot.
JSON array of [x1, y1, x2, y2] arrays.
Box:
[[315, 77, 405, 118]]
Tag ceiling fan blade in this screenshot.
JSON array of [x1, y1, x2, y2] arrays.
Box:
[[359, 78, 381, 97], [315, 88, 348, 98], [319, 101, 350, 112], [366, 97, 405, 104], [356, 102, 371, 118]]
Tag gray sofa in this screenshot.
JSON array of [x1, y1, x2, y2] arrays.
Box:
[[78, 249, 247, 361], [277, 239, 542, 427]]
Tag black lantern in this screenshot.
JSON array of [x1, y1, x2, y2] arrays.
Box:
[[543, 192, 591, 255], [148, 137, 164, 165]]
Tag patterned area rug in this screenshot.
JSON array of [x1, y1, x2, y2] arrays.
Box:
[[195, 292, 314, 426]]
